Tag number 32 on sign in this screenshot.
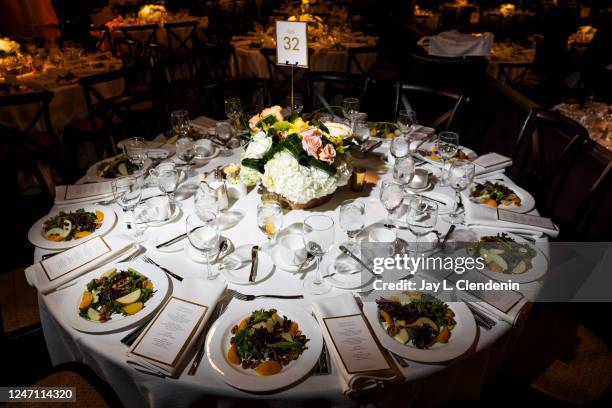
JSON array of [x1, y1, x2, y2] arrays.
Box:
[[276, 21, 309, 68]]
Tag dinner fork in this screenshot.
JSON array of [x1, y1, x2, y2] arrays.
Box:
[[142, 255, 183, 281], [188, 295, 230, 375], [227, 289, 303, 301]]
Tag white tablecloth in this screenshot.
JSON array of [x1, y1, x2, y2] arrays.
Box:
[[31, 130, 546, 407]]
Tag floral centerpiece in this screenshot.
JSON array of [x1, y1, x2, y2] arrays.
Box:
[[239, 106, 353, 208], [568, 25, 598, 46], [499, 4, 516, 17], [0, 37, 31, 76], [138, 4, 167, 25]]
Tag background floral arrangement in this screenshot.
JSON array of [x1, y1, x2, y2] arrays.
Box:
[[138, 4, 167, 25], [240, 106, 353, 204]]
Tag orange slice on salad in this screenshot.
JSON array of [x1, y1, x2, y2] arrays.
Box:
[[46, 234, 64, 242], [96, 210, 104, 222], [227, 343, 241, 365], [79, 291, 93, 310], [255, 360, 282, 376], [123, 302, 144, 315], [74, 231, 92, 238]]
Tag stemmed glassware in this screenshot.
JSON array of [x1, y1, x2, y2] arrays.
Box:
[[195, 182, 220, 218], [175, 137, 195, 173], [215, 121, 233, 156], [435, 131, 459, 186], [257, 201, 283, 245], [157, 168, 180, 205], [397, 109, 419, 153], [342, 97, 360, 135], [186, 213, 220, 280], [444, 160, 475, 224], [111, 176, 142, 232], [339, 199, 365, 253], [170, 110, 190, 138], [302, 215, 334, 295], [123, 137, 147, 173], [379, 180, 405, 224], [406, 197, 438, 258], [224, 97, 242, 133], [390, 135, 410, 159]]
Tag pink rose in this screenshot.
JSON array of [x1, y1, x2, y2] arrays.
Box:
[[260, 105, 284, 122], [318, 143, 336, 164], [302, 132, 322, 157], [248, 114, 261, 130]]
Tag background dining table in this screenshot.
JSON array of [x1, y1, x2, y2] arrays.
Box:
[[30, 117, 548, 407]]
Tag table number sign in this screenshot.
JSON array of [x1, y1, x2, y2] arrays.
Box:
[[276, 21, 309, 67], [131, 297, 208, 367], [323, 313, 390, 373], [40, 236, 111, 281], [497, 209, 557, 230]]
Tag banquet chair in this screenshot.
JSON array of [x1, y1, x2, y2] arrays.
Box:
[[305, 72, 369, 114], [119, 25, 159, 53], [197, 42, 240, 80], [90, 24, 115, 56], [260, 47, 314, 97], [0, 90, 63, 201], [114, 37, 143, 68], [201, 77, 271, 120], [346, 45, 380, 76], [496, 62, 534, 87], [164, 21, 201, 82], [393, 83, 467, 132]]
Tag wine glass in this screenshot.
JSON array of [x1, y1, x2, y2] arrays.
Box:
[[157, 168, 180, 205], [302, 215, 334, 295], [224, 97, 242, 131], [379, 180, 405, 224], [393, 156, 415, 186], [339, 199, 365, 253], [257, 201, 283, 245], [170, 110, 190, 138], [406, 197, 438, 258], [215, 121, 233, 156], [286, 93, 303, 114], [397, 109, 418, 134], [175, 137, 195, 173], [123, 137, 147, 173], [390, 135, 410, 159], [435, 131, 459, 186], [111, 176, 142, 231], [186, 213, 220, 280], [342, 97, 360, 135], [444, 160, 475, 224]]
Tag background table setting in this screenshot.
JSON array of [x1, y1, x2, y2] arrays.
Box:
[[23, 99, 556, 407]]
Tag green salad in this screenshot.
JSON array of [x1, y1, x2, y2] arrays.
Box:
[[96, 155, 139, 178]]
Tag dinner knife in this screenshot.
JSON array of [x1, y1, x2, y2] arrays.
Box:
[[248, 246, 259, 282], [155, 233, 187, 249], [339, 245, 376, 276], [441, 225, 456, 247], [362, 140, 382, 153]]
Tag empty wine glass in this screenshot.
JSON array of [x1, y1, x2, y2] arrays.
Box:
[[339, 199, 365, 253], [406, 197, 438, 257], [435, 131, 459, 186], [111, 176, 142, 231], [123, 137, 147, 172], [257, 201, 283, 245], [342, 97, 360, 135], [170, 110, 190, 138], [215, 121, 233, 156], [397, 109, 418, 133], [286, 93, 303, 114], [224, 97, 242, 131], [157, 168, 180, 205], [186, 213, 219, 280], [379, 180, 405, 224], [175, 137, 195, 173], [444, 160, 475, 224], [302, 215, 334, 295]]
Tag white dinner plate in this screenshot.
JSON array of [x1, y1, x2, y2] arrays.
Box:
[[469, 229, 549, 283], [85, 154, 152, 182], [467, 178, 536, 213], [206, 299, 323, 392], [417, 142, 478, 167], [363, 297, 476, 363], [28, 205, 117, 250], [322, 248, 375, 290], [219, 245, 275, 285], [63, 260, 171, 334], [151, 228, 186, 253], [270, 245, 315, 273], [415, 191, 455, 215]]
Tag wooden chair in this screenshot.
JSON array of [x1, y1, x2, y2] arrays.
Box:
[[89, 24, 115, 55], [305, 72, 369, 114], [201, 77, 271, 120], [496, 62, 534, 87], [164, 21, 200, 81], [198, 41, 239, 80], [260, 47, 314, 97], [119, 25, 158, 52], [393, 82, 467, 131], [346, 45, 379, 76], [0, 90, 63, 201]]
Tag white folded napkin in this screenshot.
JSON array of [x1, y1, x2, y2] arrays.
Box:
[[462, 197, 559, 238], [312, 294, 403, 397], [424, 30, 494, 58], [24, 235, 138, 295], [472, 152, 513, 176], [127, 279, 227, 377]]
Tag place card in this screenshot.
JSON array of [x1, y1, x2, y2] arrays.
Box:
[[472, 152, 512, 169], [131, 297, 208, 367], [40, 236, 111, 281], [497, 209, 557, 230], [323, 313, 390, 374], [64, 182, 113, 200]]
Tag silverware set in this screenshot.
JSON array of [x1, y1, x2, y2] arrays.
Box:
[[227, 289, 303, 301], [466, 304, 497, 330], [188, 297, 230, 375], [142, 255, 184, 281]]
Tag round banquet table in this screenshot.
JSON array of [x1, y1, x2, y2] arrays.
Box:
[[31, 132, 546, 407]]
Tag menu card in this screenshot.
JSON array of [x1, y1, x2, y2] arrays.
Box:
[[497, 209, 557, 230], [472, 152, 512, 169], [447, 270, 524, 313], [131, 297, 208, 367], [64, 182, 113, 200], [323, 313, 390, 374], [40, 236, 111, 281]]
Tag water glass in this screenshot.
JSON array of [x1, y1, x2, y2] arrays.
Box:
[[406, 197, 438, 257], [215, 121, 233, 156], [157, 169, 180, 204], [186, 213, 219, 280], [393, 156, 415, 186], [390, 135, 410, 159], [435, 131, 459, 186], [123, 137, 147, 171], [257, 201, 283, 244], [176, 137, 195, 172], [379, 180, 405, 223], [111, 176, 142, 230], [339, 199, 365, 252], [397, 109, 418, 133], [302, 215, 334, 295], [342, 97, 360, 135], [170, 110, 190, 137], [444, 160, 475, 224]]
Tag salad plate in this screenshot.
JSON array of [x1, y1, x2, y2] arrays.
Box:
[[86, 154, 152, 181], [363, 291, 476, 363], [416, 142, 478, 167], [206, 299, 323, 392], [468, 230, 549, 283], [63, 260, 171, 334], [467, 179, 535, 213], [28, 204, 117, 250]]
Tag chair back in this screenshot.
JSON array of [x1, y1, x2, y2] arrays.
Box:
[[198, 42, 239, 80], [114, 37, 143, 67], [78, 67, 129, 130], [393, 82, 466, 131], [165, 21, 199, 54], [120, 25, 158, 51], [496, 62, 533, 86], [260, 47, 314, 94], [346, 45, 379, 76], [90, 24, 115, 55], [305, 72, 369, 114], [0, 90, 55, 140], [202, 77, 271, 119]]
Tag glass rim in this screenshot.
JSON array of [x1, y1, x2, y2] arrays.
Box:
[[303, 214, 334, 230], [340, 198, 365, 209], [186, 212, 216, 224]]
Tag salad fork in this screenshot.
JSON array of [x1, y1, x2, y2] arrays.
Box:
[[142, 255, 183, 281], [227, 289, 303, 301]]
